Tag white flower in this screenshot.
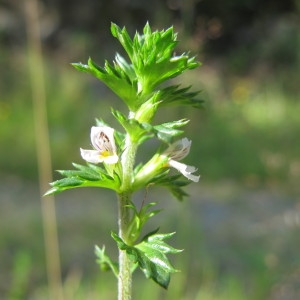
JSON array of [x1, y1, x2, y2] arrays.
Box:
[[80, 126, 119, 164], [163, 138, 200, 182]]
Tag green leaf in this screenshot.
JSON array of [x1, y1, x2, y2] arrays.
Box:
[[44, 163, 121, 196], [95, 245, 119, 277], [111, 230, 182, 289], [157, 85, 204, 109], [72, 57, 139, 111], [138, 119, 189, 144], [111, 108, 152, 144], [153, 174, 190, 201], [126, 201, 162, 243], [153, 119, 189, 143], [111, 23, 134, 60], [127, 24, 200, 94], [73, 23, 202, 112], [51, 177, 84, 188]]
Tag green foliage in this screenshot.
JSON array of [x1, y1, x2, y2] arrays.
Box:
[[126, 202, 162, 243], [155, 175, 190, 201], [45, 163, 121, 195], [111, 23, 199, 94], [73, 23, 201, 112], [72, 57, 138, 111], [111, 108, 151, 145], [95, 245, 119, 277], [112, 107, 189, 144], [111, 229, 182, 289], [8, 251, 32, 300]]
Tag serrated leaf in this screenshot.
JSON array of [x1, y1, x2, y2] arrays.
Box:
[[58, 169, 101, 181], [153, 120, 189, 143], [138, 119, 188, 144], [153, 174, 191, 201], [111, 108, 152, 144], [73, 23, 202, 112], [111, 23, 134, 60], [72, 58, 138, 111], [44, 163, 121, 196], [126, 201, 162, 243], [50, 177, 83, 188], [111, 231, 181, 289], [157, 85, 204, 109]]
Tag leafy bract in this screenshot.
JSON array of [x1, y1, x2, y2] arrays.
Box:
[[111, 23, 199, 95], [126, 202, 162, 244], [111, 230, 182, 289], [44, 163, 121, 195], [154, 174, 190, 201], [72, 57, 139, 111], [157, 85, 205, 109], [72, 23, 202, 113], [112, 107, 189, 145]]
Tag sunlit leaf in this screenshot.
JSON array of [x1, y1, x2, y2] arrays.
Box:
[[111, 230, 182, 289]]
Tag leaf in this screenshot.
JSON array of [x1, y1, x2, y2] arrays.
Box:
[[111, 108, 152, 144], [138, 119, 189, 144], [50, 177, 84, 188], [157, 85, 205, 109], [44, 163, 121, 196], [111, 230, 182, 289], [72, 57, 139, 111], [153, 119, 190, 143], [111, 23, 134, 61], [126, 201, 162, 243], [95, 245, 119, 277], [153, 174, 191, 201], [73, 23, 202, 112]]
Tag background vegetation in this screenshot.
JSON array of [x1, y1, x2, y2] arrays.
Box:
[[1, 0, 300, 299]]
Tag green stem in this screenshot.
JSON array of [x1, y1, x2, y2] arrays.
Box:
[[117, 132, 137, 300], [118, 192, 132, 300]]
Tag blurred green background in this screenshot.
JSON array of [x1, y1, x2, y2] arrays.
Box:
[[1, 0, 300, 299]]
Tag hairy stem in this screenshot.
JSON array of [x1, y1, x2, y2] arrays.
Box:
[[117, 132, 137, 300], [118, 192, 132, 300]]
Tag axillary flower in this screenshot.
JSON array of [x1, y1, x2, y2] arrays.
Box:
[[80, 126, 119, 164], [134, 138, 199, 189], [163, 138, 200, 182]]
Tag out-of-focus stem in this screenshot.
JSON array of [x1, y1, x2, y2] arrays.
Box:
[[24, 1, 63, 299]]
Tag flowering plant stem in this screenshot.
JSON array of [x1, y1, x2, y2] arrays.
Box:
[[118, 133, 137, 300]]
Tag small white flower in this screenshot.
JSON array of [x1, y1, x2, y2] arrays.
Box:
[[80, 126, 119, 164], [163, 138, 200, 182]]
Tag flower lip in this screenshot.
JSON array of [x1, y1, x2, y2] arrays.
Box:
[[80, 126, 119, 164], [163, 138, 200, 182], [168, 159, 200, 182]]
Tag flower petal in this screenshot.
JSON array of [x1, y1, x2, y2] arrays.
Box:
[[80, 148, 119, 165], [80, 126, 119, 165], [90, 126, 117, 155], [102, 154, 119, 164], [168, 159, 200, 182], [80, 148, 103, 164], [164, 138, 192, 161]]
